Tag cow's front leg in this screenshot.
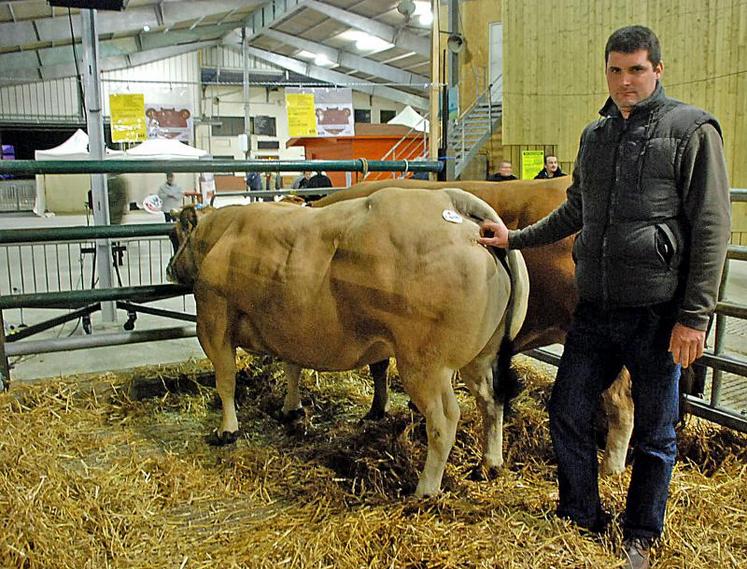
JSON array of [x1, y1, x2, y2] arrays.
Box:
[[280, 362, 305, 422], [364, 359, 390, 420], [196, 297, 239, 445], [404, 366, 460, 498], [600, 368, 633, 476], [461, 356, 504, 477]]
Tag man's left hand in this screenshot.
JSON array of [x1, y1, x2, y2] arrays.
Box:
[[669, 322, 706, 368]]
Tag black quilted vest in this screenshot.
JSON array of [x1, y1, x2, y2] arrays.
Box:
[[572, 84, 721, 307]]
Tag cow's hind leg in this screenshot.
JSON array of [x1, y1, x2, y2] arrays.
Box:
[[460, 355, 505, 478], [600, 368, 634, 476], [402, 365, 460, 498]]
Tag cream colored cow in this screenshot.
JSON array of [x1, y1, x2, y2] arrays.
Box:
[[167, 188, 529, 497]]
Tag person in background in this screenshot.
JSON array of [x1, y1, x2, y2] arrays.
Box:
[[488, 160, 518, 181], [305, 170, 333, 203], [534, 154, 567, 179], [478, 25, 730, 569], [157, 173, 183, 222], [292, 171, 312, 189]]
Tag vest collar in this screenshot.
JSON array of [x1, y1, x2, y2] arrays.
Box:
[[598, 82, 667, 119]]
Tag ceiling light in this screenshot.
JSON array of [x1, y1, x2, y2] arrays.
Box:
[[337, 30, 394, 54], [414, 2, 432, 26], [142, 24, 150, 32]]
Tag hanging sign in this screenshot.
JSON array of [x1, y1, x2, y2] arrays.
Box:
[[286, 93, 317, 137], [110, 93, 147, 143]]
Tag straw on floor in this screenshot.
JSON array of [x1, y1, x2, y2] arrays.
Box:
[[1, 354, 745, 568]]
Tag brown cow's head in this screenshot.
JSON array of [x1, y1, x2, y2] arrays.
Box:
[[166, 205, 201, 286]]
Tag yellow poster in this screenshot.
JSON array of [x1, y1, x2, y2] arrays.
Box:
[[521, 150, 545, 180], [285, 93, 317, 137], [110, 93, 147, 142]]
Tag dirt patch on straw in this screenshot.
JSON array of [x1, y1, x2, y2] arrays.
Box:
[[1, 354, 745, 568]]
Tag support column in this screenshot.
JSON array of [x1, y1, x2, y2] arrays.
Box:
[[81, 9, 116, 323], [428, 0, 441, 180], [445, 0, 459, 181]]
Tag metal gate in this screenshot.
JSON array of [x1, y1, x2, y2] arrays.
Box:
[[0, 180, 36, 212]]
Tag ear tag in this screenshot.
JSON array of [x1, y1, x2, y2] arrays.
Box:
[[442, 209, 463, 224]]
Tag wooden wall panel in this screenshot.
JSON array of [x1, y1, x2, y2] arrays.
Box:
[[499, 0, 747, 186]]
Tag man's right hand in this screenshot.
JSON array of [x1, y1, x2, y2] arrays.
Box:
[[479, 219, 509, 249]]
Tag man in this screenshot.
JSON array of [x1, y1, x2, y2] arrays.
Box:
[[305, 170, 333, 203], [488, 160, 518, 182], [479, 26, 730, 569], [291, 170, 311, 189], [534, 154, 567, 179], [157, 173, 184, 222]]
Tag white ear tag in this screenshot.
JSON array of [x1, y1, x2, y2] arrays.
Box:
[[442, 209, 463, 224]]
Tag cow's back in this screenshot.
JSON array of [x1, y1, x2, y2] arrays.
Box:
[[316, 178, 576, 350]]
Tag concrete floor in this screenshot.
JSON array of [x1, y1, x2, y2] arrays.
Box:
[[2, 209, 747, 388]]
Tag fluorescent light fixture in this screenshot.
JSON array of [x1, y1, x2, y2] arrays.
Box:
[[414, 2, 432, 26], [143, 24, 151, 32], [337, 30, 394, 54], [297, 50, 336, 67]]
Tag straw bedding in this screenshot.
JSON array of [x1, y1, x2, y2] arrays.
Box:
[[1, 354, 745, 568]]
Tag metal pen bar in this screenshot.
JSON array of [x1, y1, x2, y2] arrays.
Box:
[[0, 159, 443, 176], [4, 326, 197, 357], [116, 301, 196, 323], [5, 304, 101, 342], [0, 223, 173, 245], [0, 284, 190, 310]]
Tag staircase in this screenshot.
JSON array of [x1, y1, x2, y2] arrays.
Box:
[[447, 83, 502, 178], [369, 82, 502, 180]]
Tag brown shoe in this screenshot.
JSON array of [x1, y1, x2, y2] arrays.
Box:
[[622, 538, 651, 569]]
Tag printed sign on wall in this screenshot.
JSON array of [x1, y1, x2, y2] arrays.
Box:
[[110, 93, 147, 142], [286, 88, 355, 137], [521, 150, 545, 180], [145, 104, 194, 143]]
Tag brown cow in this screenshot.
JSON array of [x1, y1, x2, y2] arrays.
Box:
[[167, 187, 529, 497], [314, 178, 634, 476]]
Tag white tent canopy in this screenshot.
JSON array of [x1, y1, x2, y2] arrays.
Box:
[[33, 129, 124, 215], [387, 105, 429, 132], [125, 138, 209, 159], [34, 129, 125, 160]]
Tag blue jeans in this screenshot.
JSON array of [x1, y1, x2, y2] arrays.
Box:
[[549, 301, 681, 540]]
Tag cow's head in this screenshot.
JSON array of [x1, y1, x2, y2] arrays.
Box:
[[166, 206, 200, 286]]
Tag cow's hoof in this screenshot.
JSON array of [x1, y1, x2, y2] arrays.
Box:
[[362, 408, 388, 421], [206, 429, 240, 446], [468, 464, 502, 482], [279, 407, 306, 424]]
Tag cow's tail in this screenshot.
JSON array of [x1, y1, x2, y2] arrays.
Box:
[[443, 188, 530, 413]]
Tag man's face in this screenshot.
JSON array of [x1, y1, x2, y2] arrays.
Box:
[[606, 49, 663, 117], [167, 175, 174, 185], [545, 156, 559, 173], [499, 162, 512, 176]]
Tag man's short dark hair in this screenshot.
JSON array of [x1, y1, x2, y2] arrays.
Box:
[[605, 25, 661, 67], [544, 154, 557, 165]]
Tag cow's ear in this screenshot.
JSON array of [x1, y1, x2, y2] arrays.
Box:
[[180, 109, 191, 119]]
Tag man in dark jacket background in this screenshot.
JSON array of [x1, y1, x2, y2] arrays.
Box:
[[534, 154, 567, 179], [479, 25, 730, 569]]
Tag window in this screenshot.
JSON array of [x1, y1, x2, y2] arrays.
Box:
[[251, 115, 277, 136], [354, 109, 371, 123], [256, 140, 280, 150], [211, 117, 245, 137], [380, 109, 396, 123]]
